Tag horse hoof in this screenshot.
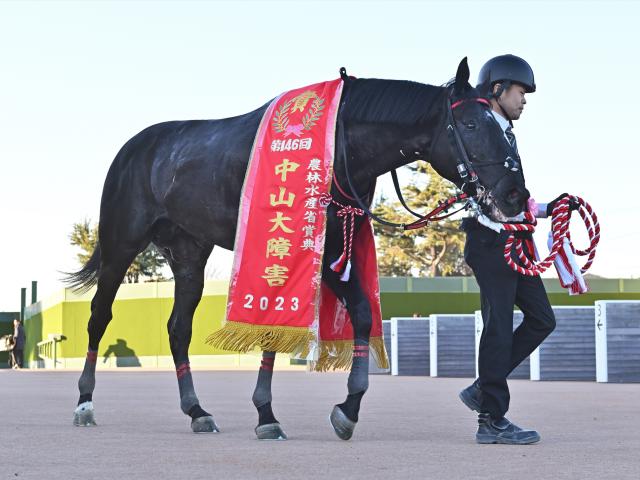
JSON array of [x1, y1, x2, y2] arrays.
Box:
[[255, 423, 288, 440], [73, 401, 97, 427], [191, 415, 220, 433], [330, 406, 356, 441]]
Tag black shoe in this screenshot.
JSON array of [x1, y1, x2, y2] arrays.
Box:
[[476, 413, 540, 445], [459, 380, 481, 412]]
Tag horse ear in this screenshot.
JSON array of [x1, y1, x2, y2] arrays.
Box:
[[454, 57, 470, 94]]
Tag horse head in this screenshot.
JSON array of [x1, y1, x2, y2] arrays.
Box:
[[431, 58, 530, 221]]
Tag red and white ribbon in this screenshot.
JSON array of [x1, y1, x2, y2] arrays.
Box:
[[320, 193, 364, 282], [480, 195, 600, 294]]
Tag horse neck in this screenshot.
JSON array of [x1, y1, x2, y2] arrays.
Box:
[[342, 109, 459, 190]]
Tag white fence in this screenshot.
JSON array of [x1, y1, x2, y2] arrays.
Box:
[[383, 302, 639, 383]]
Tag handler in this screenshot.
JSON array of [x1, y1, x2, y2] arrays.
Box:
[[459, 54, 575, 444]]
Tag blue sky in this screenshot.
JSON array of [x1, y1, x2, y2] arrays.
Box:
[[1, 0, 638, 310]]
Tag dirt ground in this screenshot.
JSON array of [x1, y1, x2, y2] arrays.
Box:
[[1, 370, 638, 480]]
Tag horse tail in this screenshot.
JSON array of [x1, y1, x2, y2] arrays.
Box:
[[63, 243, 101, 292]]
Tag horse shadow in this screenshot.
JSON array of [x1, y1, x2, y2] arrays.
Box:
[[102, 338, 141, 367]]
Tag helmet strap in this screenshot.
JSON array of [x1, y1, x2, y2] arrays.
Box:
[[496, 98, 513, 124], [492, 81, 514, 124]]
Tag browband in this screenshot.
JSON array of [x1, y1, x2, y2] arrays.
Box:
[[450, 97, 491, 110]]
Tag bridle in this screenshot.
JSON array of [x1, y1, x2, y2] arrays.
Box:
[[337, 91, 523, 230], [446, 96, 522, 197]]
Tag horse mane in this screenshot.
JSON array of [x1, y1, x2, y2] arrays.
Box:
[[341, 78, 446, 125]]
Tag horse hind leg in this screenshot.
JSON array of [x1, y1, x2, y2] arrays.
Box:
[[253, 351, 287, 440], [74, 243, 146, 426], [157, 226, 218, 433]]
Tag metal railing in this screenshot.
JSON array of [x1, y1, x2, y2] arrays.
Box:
[[36, 334, 65, 369]]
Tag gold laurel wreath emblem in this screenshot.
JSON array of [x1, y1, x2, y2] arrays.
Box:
[[272, 90, 326, 135]]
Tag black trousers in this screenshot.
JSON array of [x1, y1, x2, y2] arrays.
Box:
[[463, 219, 556, 419], [12, 349, 24, 368]]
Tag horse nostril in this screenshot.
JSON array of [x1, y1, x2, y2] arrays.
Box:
[[508, 188, 520, 200]]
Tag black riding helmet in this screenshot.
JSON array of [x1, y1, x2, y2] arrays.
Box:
[[476, 54, 536, 98]]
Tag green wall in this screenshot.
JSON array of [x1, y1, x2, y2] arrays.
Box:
[[24, 291, 230, 365], [23, 303, 63, 365], [58, 296, 230, 359]]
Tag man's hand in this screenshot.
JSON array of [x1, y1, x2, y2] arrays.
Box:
[[546, 193, 580, 216]]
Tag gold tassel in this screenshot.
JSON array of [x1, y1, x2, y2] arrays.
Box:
[[312, 336, 389, 372], [371, 336, 390, 370], [208, 322, 390, 372], [206, 321, 314, 355]]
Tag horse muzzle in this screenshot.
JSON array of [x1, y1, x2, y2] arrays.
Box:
[[482, 184, 529, 221]]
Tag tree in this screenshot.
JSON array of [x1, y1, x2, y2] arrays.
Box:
[[69, 219, 168, 283], [373, 162, 471, 277]]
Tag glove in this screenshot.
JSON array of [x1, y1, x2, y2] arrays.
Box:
[[568, 197, 580, 211], [513, 230, 532, 239], [546, 193, 580, 216], [546, 193, 568, 216]]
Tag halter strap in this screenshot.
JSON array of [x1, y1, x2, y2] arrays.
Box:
[[450, 97, 491, 110]]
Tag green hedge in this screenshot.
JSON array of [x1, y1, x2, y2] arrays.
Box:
[[380, 292, 640, 318]]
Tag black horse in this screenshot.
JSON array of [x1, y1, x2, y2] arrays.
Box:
[[68, 58, 528, 439]]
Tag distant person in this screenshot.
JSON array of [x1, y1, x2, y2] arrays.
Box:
[[11, 319, 25, 369], [3, 334, 15, 367]]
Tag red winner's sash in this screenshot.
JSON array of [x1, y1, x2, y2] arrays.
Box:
[[207, 79, 388, 371]]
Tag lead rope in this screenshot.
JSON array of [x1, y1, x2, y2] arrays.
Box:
[[321, 191, 473, 281], [501, 195, 600, 277], [320, 193, 364, 281]]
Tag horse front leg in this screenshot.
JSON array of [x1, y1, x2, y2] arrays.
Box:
[[252, 351, 287, 440], [324, 265, 372, 441]]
